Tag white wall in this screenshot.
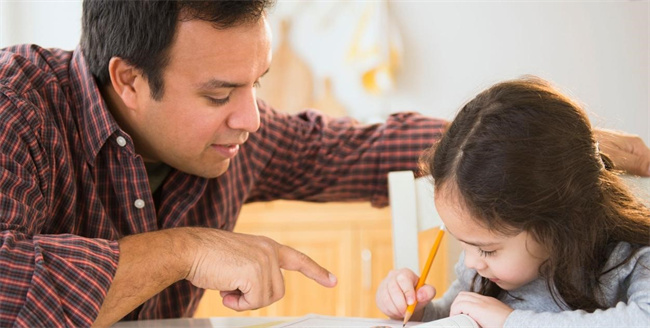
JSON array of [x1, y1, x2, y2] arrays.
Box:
[[1, 0, 647, 143], [387, 0, 648, 143], [267, 0, 648, 143], [0, 0, 82, 50]]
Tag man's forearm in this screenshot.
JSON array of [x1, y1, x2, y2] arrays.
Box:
[[92, 229, 190, 327]]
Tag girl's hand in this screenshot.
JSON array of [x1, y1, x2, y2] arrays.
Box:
[[375, 268, 436, 320], [450, 291, 513, 328]]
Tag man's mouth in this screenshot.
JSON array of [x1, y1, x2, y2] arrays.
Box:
[[211, 144, 240, 158]]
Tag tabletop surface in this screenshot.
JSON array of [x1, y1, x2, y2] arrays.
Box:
[[113, 317, 291, 328]]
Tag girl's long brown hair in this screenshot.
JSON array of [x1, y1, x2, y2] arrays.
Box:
[[422, 77, 650, 311]]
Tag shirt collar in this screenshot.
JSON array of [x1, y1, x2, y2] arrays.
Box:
[[69, 46, 120, 166]]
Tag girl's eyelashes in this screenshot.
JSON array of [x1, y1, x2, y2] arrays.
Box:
[[206, 96, 231, 106], [478, 248, 496, 257]]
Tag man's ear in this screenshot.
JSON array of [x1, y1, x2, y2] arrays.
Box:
[[107, 57, 143, 110]]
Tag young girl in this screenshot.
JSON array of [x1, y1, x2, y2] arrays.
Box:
[[376, 77, 650, 327]]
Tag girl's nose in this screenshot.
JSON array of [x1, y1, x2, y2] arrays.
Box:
[[464, 251, 487, 271]]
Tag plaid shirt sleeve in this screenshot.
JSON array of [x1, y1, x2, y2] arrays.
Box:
[[0, 90, 119, 326], [245, 102, 447, 206]]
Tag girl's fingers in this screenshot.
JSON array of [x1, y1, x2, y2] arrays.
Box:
[[376, 269, 421, 319], [416, 284, 436, 303], [386, 276, 409, 316], [450, 292, 487, 316], [450, 292, 475, 315], [396, 272, 417, 305]]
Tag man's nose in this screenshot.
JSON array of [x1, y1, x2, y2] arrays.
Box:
[[228, 90, 260, 133]]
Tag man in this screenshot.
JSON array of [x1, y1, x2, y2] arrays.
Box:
[[0, 1, 648, 327]]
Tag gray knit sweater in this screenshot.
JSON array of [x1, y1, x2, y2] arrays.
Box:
[[421, 242, 650, 327]]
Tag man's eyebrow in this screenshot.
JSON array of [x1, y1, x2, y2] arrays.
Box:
[[196, 79, 244, 90], [196, 69, 270, 91]]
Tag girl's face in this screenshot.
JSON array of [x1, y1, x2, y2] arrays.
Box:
[[434, 184, 549, 291]]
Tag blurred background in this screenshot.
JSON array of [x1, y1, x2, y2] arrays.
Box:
[[1, 0, 647, 319]]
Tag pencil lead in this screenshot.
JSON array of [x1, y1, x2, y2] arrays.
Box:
[[402, 311, 413, 327]]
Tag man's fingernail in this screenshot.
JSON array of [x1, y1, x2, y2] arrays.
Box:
[[329, 273, 337, 284]]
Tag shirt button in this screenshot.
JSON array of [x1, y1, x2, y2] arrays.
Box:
[[116, 136, 127, 147], [134, 199, 145, 209]]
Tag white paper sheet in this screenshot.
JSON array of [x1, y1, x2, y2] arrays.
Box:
[[269, 313, 478, 328]]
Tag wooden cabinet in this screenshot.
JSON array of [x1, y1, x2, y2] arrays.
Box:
[[194, 201, 452, 319]]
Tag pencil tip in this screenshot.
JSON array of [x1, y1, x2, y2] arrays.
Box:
[[402, 311, 413, 327]]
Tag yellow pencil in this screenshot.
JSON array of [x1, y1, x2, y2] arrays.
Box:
[[402, 224, 445, 327]]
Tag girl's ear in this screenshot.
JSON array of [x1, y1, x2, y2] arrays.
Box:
[[107, 57, 143, 110]]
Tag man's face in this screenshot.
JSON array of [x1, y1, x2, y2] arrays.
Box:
[[131, 17, 272, 178]]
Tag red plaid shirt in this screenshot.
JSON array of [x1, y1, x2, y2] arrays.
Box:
[[0, 45, 446, 326]]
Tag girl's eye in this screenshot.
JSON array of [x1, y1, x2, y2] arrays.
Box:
[[478, 249, 496, 257], [206, 96, 230, 106]]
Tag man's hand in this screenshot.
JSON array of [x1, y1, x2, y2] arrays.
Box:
[[92, 228, 336, 327], [183, 228, 337, 311], [594, 128, 650, 177]]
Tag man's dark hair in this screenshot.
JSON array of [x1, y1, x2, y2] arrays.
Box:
[[80, 0, 275, 100]]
